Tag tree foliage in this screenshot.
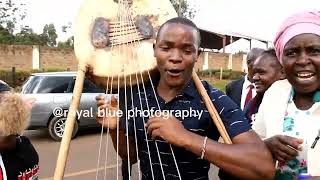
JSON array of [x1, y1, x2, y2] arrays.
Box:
[[0, 0, 26, 28], [0, 1, 61, 47], [0, 23, 58, 47], [41, 24, 58, 47], [0, 25, 14, 44], [58, 36, 74, 49], [14, 26, 46, 46], [169, 0, 196, 19]]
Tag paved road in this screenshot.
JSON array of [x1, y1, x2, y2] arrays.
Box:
[[24, 129, 220, 180]]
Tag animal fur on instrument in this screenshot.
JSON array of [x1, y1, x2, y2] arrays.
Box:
[[0, 93, 30, 136]]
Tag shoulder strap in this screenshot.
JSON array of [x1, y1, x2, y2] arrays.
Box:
[[0, 154, 7, 180]]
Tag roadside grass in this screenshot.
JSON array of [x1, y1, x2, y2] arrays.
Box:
[[199, 76, 231, 93], [211, 80, 230, 93]]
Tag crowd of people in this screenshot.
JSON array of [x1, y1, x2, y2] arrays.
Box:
[[0, 9, 319, 180]]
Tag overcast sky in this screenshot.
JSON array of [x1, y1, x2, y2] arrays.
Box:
[[193, 0, 320, 42], [24, 0, 85, 41], [23, 0, 198, 42], [23, 0, 320, 44]]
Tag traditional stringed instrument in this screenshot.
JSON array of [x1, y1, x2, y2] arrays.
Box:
[[54, 0, 232, 179], [74, 0, 178, 88]]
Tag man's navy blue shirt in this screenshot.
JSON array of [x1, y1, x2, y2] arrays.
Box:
[[119, 77, 251, 180]]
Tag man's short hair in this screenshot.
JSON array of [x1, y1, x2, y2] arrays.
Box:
[[258, 48, 282, 69], [246, 48, 265, 65], [260, 48, 277, 59], [156, 17, 201, 46]]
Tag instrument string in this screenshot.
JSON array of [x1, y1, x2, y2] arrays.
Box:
[[134, 72, 155, 180], [138, 71, 167, 180], [104, 76, 113, 180], [116, 1, 125, 178], [116, 76, 120, 180], [127, 10, 157, 177], [128, 3, 181, 179], [129, 74, 142, 180], [147, 71, 182, 180], [126, 2, 166, 180], [121, 1, 132, 180], [128, 2, 179, 179], [96, 76, 110, 180], [96, 1, 181, 179]]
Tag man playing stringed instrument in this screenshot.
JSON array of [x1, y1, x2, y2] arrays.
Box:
[[96, 17, 275, 180]]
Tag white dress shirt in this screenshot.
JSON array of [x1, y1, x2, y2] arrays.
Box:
[[240, 75, 256, 110]]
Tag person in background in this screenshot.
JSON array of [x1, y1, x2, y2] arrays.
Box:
[[253, 10, 320, 179], [226, 48, 264, 109], [0, 81, 39, 180], [244, 49, 285, 124]]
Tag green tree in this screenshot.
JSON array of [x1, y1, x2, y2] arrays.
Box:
[[58, 36, 74, 49], [0, 0, 26, 44], [0, 1, 60, 47], [0, 25, 14, 44], [14, 26, 46, 45], [0, 0, 26, 27], [41, 24, 58, 47], [169, 0, 195, 18]]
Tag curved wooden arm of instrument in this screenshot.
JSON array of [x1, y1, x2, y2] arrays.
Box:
[[54, 68, 86, 180], [192, 71, 232, 144]]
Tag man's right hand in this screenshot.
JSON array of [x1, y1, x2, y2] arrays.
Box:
[[96, 94, 119, 130]]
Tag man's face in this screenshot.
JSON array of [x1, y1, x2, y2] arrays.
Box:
[[154, 23, 199, 88], [252, 56, 283, 94]]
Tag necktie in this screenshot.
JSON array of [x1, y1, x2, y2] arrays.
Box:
[[244, 84, 254, 107]]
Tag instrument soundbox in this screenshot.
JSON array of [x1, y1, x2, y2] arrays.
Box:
[[73, 0, 178, 88]]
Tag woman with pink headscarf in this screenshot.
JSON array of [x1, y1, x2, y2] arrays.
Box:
[[252, 10, 320, 179]]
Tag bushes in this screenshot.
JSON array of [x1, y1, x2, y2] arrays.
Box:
[[197, 69, 220, 76], [0, 67, 70, 87], [197, 69, 245, 80], [1, 67, 245, 88]]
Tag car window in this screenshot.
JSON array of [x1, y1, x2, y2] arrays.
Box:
[[21, 76, 40, 94], [37, 76, 73, 93], [67, 78, 105, 93], [83, 78, 105, 93]]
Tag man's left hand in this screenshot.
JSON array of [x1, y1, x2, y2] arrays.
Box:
[[145, 114, 190, 147]]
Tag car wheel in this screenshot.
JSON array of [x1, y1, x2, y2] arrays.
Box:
[[48, 116, 79, 141]]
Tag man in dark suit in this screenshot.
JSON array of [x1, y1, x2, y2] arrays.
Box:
[[225, 48, 264, 109], [226, 76, 245, 107]]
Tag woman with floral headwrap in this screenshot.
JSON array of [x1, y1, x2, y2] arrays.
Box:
[[252, 10, 320, 179]]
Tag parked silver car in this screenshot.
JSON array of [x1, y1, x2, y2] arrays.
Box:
[[21, 72, 105, 141]]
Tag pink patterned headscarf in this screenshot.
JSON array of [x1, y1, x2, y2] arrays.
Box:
[[274, 10, 320, 64]]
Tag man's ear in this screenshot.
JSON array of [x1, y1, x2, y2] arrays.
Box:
[[195, 48, 202, 62], [197, 48, 202, 57], [279, 67, 286, 80]]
